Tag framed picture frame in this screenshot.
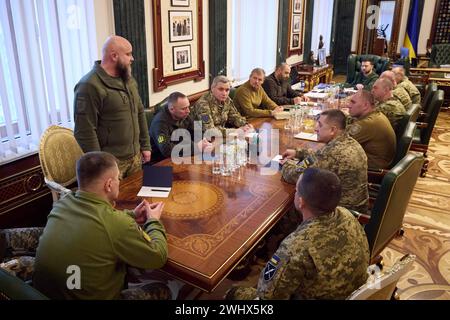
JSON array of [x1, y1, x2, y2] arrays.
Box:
[[318, 48, 327, 66], [292, 15, 301, 33], [152, 0, 205, 92], [293, 0, 302, 13], [169, 10, 193, 42], [291, 33, 300, 49], [173, 45, 192, 70], [287, 0, 305, 57], [171, 0, 189, 6]]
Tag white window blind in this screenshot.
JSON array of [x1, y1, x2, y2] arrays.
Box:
[[311, 0, 335, 57], [0, 0, 97, 164], [231, 0, 279, 85]]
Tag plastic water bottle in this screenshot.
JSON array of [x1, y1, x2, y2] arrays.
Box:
[[237, 138, 248, 166]]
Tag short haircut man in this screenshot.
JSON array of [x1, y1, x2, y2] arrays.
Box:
[[167, 91, 187, 108], [262, 63, 304, 105], [76, 151, 118, 189], [319, 109, 347, 130]]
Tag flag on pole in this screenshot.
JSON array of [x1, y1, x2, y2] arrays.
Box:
[[403, 0, 420, 60]]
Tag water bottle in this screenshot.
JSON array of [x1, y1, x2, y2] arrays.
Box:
[[237, 137, 248, 166], [220, 143, 233, 176]]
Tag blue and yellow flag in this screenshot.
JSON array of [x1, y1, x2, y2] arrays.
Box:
[[403, 0, 420, 59]]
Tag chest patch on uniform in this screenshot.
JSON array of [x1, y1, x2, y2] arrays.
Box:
[[263, 254, 281, 281], [295, 155, 315, 172], [201, 115, 210, 122], [348, 123, 362, 136], [158, 134, 166, 144]]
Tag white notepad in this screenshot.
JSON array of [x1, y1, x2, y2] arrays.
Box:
[[137, 187, 171, 198], [294, 132, 318, 141]]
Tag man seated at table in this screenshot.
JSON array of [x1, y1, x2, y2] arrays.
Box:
[[262, 63, 305, 105], [227, 168, 369, 300], [392, 66, 421, 105], [150, 92, 212, 163], [34, 151, 169, 299], [234, 68, 284, 118], [193, 75, 254, 137], [347, 90, 396, 169], [380, 70, 412, 110], [280, 109, 369, 213], [371, 78, 407, 132], [345, 58, 379, 91]]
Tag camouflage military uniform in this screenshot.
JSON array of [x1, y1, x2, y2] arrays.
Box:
[[117, 153, 142, 179], [0, 227, 43, 281], [393, 86, 412, 110], [375, 97, 406, 131], [398, 77, 421, 105], [228, 207, 370, 300], [347, 111, 396, 169], [193, 91, 247, 136], [281, 132, 369, 213], [345, 71, 379, 91]]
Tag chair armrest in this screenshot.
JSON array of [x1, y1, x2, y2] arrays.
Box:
[[349, 210, 371, 225], [367, 168, 388, 184], [416, 122, 428, 129], [44, 178, 72, 198]]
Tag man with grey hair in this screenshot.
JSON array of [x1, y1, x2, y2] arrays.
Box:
[[194, 75, 254, 136], [234, 68, 284, 118], [392, 66, 421, 104], [262, 63, 305, 105]]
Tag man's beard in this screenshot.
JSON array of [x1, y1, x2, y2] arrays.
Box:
[[117, 61, 132, 81]]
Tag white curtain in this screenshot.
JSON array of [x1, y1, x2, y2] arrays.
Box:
[[311, 0, 335, 57], [231, 0, 279, 85], [0, 0, 97, 164]]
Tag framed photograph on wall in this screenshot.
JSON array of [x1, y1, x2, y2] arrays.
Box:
[[152, 0, 205, 92], [287, 0, 305, 57], [171, 0, 190, 6], [293, 0, 302, 13], [292, 15, 301, 33], [173, 45, 192, 70], [291, 33, 300, 49], [169, 11, 193, 42]]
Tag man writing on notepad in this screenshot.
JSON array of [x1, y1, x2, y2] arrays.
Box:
[[280, 109, 368, 213]]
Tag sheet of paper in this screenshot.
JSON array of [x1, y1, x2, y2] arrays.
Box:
[[272, 155, 283, 163], [137, 186, 171, 198], [294, 132, 318, 141]]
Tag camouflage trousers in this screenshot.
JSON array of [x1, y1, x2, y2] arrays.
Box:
[[226, 287, 257, 300], [118, 153, 142, 179], [121, 281, 173, 300]]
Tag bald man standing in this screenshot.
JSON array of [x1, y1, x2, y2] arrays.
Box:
[[74, 36, 151, 178]]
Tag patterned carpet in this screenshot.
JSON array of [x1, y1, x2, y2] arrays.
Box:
[[195, 111, 450, 301]]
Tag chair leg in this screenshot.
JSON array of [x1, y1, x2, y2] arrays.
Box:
[[397, 228, 405, 237], [420, 158, 429, 177], [391, 287, 400, 300]]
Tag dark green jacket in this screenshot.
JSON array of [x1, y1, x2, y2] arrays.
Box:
[[74, 61, 151, 160], [34, 191, 167, 300], [150, 106, 197, 162], [262, 72, 301, 105], [347, 71, 379, 91]]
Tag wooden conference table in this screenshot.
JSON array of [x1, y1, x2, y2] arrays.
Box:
[[116, 117, 323, 292]]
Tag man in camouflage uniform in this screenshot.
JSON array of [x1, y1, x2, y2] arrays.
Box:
[[347, 90, 396, 169], [193, 75, 254, 137], [150, 92, 212, 163], [371, 78, 406, 131], [380, 71, 412, 110], [34, 152, 170, 300], [281, 109, 369, 213], [392, 66, 421, 105], [227, 168, 370, 300]]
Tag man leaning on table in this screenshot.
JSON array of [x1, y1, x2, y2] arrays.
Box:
[[262, 63, 305, 106], [234, 68, 284, 118]]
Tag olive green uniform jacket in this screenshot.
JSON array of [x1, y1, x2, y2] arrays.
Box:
[[74, 61, 151, 161], [34, 191, 167, 300], [346, 71, 379, 91]]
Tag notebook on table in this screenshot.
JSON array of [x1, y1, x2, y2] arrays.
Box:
[[137, 165, 173, 198], [294, 132, 318, 141]]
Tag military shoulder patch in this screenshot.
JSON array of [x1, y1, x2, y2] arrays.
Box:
[[348, 123, 362, 136], [263, 254, 281, 281], [157, 134, 166, 144], [138, 225, 152, 243], [201, 114, 210, 122]]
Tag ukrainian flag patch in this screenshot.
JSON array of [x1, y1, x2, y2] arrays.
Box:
[[263, 254, 281, 281]]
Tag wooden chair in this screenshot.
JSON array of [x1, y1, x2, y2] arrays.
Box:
[[347, 254, 415, 300], [38, 125, 83, 201]]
